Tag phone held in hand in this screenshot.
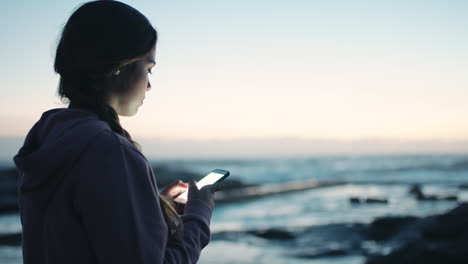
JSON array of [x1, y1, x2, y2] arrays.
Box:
[[174, 169, 230, 204]]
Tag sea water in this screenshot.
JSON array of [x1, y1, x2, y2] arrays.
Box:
[[1, 154, 467, 263]]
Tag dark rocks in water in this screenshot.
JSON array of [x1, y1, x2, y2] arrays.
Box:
[[288, 223, 367, 259], [0, 168, 20, 195], [409, 183, 423, 196], [421, 203, 468, 241], [247, 228, 295, 240], [366, 216, 419, 241], [409, 184, 458, 201], [350, 197, 361, 204], [418, 195, 458, 201], [0, 233, 22, 246], [367, 242, 468, 264], [213, 223, 368, 259], [211, 204, 468, 262], [291, 247, 348, 259], [349, 196, 388, 205], [458, 183, 468, 189], [365, 197, 389, 204], [0, 203, 19, 214], [211, 230, 247, 241], [0, 168, 20, 215], [365, 203, 468, 264], [0, 167, 19, 179], [440, 195, 457, 201]]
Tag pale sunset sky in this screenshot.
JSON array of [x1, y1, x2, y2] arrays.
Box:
[[1, 0, 468, 158]]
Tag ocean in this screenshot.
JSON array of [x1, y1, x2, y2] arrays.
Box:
[[1, 154, 468, 263]]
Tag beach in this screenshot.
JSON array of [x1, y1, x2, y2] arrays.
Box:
[[1, 154, 468, 263]]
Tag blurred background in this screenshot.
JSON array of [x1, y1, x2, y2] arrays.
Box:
[[1, 0, 468, 263]]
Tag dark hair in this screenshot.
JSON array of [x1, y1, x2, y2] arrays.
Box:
[[54, 0, 182, 236]]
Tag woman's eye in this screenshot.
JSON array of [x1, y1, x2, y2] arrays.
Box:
[[147, 68, 153, 74]]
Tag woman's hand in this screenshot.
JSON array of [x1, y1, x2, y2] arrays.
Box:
[[160, 180, 189, 200], [160, 180, 188, 214], [187, 179, 223, 210]]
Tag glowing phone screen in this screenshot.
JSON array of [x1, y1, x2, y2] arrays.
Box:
[[176, 171, 226, 201]]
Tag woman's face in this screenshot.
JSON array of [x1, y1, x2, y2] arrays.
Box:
[[107, 45, 156, 116]]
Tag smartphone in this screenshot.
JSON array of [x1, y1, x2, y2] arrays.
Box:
[[174, 169, 230, 204]]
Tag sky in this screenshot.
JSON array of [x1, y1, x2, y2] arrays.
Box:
[[1, 0, 468, 158]]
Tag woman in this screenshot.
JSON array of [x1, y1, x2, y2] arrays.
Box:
[[13, 1, 221, 263]]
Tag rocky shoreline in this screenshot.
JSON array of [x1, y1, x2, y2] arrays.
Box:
[[2, 165, 468, 263], [210, 203, 468, 263], [3, 202, 467, 263]]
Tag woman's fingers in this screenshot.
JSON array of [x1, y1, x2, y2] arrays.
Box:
[[169, 181, 188, 198], [189, 179, 197, 187], [177, 180, 189, 187], [161, 180, 189, 199], [188, 179, 198, 196]]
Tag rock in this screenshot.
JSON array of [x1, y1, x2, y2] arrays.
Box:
[[247, 228, 295, 240], [418, 194, 457, 201], [409, 184, 424, 197], [0, 203, 19, 214], [291, 246, 348, 259], [0, 169, 19, 214], [365, 197, 388, 204], [366, 241, 468, 264], [210, 203, 468, 263], [442, 195, 458, 201], [349, 196, 388, 205], [422, 203, 468, 240], [366, 216, 419, 241], [409, 183, 458, 201], [283, 223, 368, 259], [0, 233, 22, 246], [365, 203, 468, 264], [212, 223, 368, 259]]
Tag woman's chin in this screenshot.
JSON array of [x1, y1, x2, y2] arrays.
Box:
[[118, 108, 139, 117]]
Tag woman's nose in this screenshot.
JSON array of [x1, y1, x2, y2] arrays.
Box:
[[147, 81, 151, 91]]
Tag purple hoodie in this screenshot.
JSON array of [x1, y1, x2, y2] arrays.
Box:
[[13, 106, 213, 264]]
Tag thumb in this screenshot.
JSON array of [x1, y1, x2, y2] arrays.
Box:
[[187, 179, 198, 200], [189, 179, 198, 191]]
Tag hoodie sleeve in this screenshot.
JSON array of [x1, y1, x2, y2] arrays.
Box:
[[72, 130, 212, 264]]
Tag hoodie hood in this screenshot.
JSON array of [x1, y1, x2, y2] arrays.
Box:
[[13, 107, 111, 210]]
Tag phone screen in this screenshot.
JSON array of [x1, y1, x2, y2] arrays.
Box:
[[174, 169, 229, 203]]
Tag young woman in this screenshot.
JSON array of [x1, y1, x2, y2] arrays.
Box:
[[13, 1, 221, 263]]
